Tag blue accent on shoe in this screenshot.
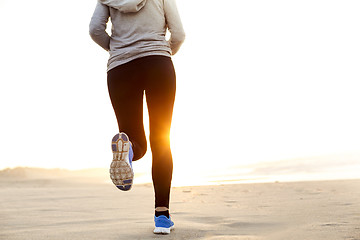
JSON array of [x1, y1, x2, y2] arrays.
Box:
[[120, 133, 129, 141], [111, 143, 117, 152], [154, 215, 174, 229], [129, 144, 134, 168], [117, 185, 131, 191], [123, 179, 132, 184], [112, 133, 119, 142]]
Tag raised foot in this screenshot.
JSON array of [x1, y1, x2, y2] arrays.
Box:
[[110, 132, 133, 191]]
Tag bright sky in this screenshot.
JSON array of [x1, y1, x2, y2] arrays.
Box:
[[1, 0, 360, 182]]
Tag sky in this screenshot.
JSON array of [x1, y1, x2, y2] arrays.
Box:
[[0, 0, 360, 183]]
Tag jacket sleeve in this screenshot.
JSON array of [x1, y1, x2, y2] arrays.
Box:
[[89, 2, 111, 51], [164, 0, 185, 55]]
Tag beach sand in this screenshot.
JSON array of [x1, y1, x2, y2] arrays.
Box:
[[1, 174, 359, 240]]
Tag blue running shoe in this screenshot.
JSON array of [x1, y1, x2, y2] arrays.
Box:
[[154, 215, 175, 234], [110, 132, 134, 191]]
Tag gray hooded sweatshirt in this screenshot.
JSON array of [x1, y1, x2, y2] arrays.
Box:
[[89, 0, 185, 71]]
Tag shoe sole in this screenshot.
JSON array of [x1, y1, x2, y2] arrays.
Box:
[[110, 133, 134, 191], [153, 226, 174, 234]]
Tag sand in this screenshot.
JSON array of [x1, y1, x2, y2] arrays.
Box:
[[1, 175, 360, 240]]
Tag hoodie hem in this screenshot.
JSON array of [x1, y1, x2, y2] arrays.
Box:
[[107, 52, 171, 72]]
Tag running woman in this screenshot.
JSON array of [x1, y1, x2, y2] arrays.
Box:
[[89, 0, 185, 234]]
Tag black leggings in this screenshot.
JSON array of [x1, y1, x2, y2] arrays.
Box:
[[107, 55, 176, 208]]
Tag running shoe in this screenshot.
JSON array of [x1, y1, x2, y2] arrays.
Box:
[[153, 215, 175, 234], [110, 132, 134, 191]]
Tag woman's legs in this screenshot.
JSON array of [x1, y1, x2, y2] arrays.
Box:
[[107, 55, 176, 210], [107, 61, 147, 161], [144, 56, 176, 209]]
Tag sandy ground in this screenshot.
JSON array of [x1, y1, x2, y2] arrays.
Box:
[[1, 177, 360, 240]]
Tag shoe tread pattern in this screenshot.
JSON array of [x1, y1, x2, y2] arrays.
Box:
[[110, 133, 133, 190]]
